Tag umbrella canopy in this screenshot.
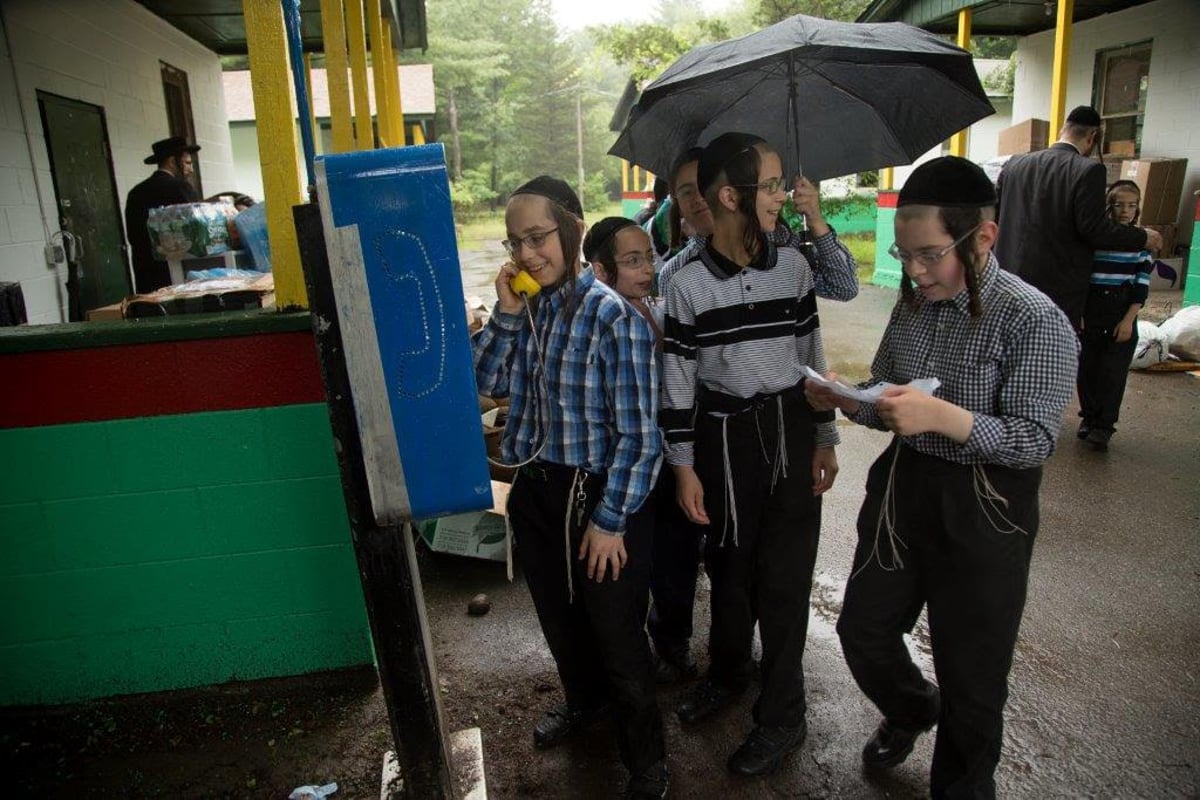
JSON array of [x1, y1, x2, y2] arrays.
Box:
[[609, 15, 995, 182]]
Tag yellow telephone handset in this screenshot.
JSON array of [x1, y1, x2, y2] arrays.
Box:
[[510, 269, 541, 298]]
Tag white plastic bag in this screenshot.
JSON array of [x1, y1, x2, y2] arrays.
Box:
[[290, 783, 338, 800], [1129, 320, 1169, 370], [1157, 306, 1200, 361]]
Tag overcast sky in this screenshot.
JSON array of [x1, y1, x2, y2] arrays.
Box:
[[549, 0, 736, 30]]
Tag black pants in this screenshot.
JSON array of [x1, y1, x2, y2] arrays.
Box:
[[694, 387, 820, 728], [647, 466, 704, 659], [837, 441, 1040, 799], [1078, 284, 1139, 432], [508, 461, 664, 774]]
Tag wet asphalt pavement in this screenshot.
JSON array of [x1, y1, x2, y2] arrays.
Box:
[[424, 279, 1200, 798]]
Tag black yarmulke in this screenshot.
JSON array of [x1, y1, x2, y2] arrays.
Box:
[[898, 156, 997, 209], [1066, 105, 1102, 127], [511, 175, 583, 219], [583, 216, 638, 262], [698, 132, 766, 195]]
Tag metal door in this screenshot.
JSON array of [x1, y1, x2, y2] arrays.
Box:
[[37, 92, 130, 318]]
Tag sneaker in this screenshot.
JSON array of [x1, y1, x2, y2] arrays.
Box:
[[532, 702, 607, 749], [1077, 422, 1091, 440], [676, 679, 742, 725], [727, 722, 807, 776], [625, 760, 670, 799]]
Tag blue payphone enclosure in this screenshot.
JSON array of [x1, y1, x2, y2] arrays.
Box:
[[314, 144, 491, 523]]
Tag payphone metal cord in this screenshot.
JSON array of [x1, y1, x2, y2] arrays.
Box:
[[487, 293, 550, 471]]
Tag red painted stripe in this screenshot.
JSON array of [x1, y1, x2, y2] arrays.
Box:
[[1, 331, 326, 428], [1194, 195, 1200, 221], [877, 191, 899, 209], [623, 192, 654, 200]]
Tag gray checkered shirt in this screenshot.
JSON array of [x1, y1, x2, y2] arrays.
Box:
[[848, 254, 1078, 469]]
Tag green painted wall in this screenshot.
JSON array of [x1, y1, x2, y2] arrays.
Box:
[[873, 203, 902, 288], [0, 403, 372, 706], [1186, 211, 1199, 307]]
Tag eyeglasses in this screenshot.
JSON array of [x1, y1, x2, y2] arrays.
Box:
[[613, 252, 656, 271], [501, 227, 559, 255], [732, 177, 785, 195], [888, 225, 981, 268]]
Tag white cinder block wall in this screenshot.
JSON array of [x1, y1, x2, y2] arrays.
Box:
[[0, 0, 236, 324], [1013, 0, 1200, 240]]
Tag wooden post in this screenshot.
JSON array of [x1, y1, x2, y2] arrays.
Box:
[[948, 8, 971, 157], [366, 0, 390, 146], [1050, 0, 1075, 133], [243, 0, 307, 309], [345, 0, 373, 149], [318, 0, 354, 153], [294, 201, 453, 799]]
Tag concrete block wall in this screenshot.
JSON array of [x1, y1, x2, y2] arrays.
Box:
[[0, 317, 374, 705], [1013, 0, 1200, 241], [0, 0, 237, 323]]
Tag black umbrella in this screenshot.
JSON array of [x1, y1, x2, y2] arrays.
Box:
[[609, 15, 995, 182]]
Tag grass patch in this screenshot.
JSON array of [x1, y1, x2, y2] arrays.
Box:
[[841, 232, 876, 285]]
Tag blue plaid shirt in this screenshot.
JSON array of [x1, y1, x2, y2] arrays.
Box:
[[473, 269, 661, 535]]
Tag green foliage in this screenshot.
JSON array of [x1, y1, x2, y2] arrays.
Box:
[[980, 56, 1016, 97], [971, 36, 1018, 59], [449, 168, 498, 215], [582, 171, 613, 213], [593, 24, 692, 85], [752, 0, 872, 25]]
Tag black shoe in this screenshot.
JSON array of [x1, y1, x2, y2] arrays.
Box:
[[1077, 422, 1091, 440], [1085, 428, 1112, 452], [862, 719, 930, 770], [654, 645, 699, 685], [625, 760, 670, 799], [676, 679, 741, 725], [532, 703, 607, 749], [727, 722, 807, 776]]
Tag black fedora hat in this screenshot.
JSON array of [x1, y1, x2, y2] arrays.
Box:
[[143, 136, 201, 165]]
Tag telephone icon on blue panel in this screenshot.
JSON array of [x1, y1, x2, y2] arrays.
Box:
[[374, 230, 446, 399]]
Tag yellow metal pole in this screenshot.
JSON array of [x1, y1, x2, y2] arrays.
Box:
[[880, 167, 893, 191], [1050, 0, 1075, 133], [302, 53, 320, 153], [365, 0, 390, 147], [410, 123, 425, 145], [948, 8, 972, 157], [344, 0, 373, 149], [319, 0, 354, 153], [380, 26, 399, 146], [385, 26, 406, 146], [622, 159, 629, 194], [243, 0, 307, 309]]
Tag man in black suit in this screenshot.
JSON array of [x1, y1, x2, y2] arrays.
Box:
[[125, 136, 200, 293], [995, 105, 1162, 328]]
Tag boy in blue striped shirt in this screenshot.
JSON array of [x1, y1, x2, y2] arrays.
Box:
[[1078, 180, 1153, 451]]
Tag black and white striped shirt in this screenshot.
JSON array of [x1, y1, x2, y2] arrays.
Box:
[[848, 254, 1078, 469], [661, 233, 844, 466]]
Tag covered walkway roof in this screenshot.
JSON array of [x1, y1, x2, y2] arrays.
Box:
[[857, 0, 1149, 35]]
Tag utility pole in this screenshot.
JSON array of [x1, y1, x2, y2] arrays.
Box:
[[576, 91, 585, 210]]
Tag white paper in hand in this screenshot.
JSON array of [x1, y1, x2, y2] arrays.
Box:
[[802, 366, 940, 404]]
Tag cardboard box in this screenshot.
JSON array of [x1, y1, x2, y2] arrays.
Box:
[[1121, 157, 1188, 224], [418, 480, 509, 562], [998, 118, 1050, 156], [85, 301, 124, 321], [1106, 140, 1137, 158]]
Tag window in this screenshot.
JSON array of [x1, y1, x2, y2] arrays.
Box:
[[1092, 42, 1152, 157]]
